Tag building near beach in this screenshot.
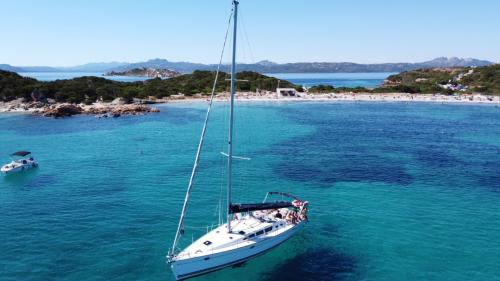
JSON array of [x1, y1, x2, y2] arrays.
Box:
[[276, 88, 297, 98]]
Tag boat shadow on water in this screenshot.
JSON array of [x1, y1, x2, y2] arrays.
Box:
[[257, 224, 357, 281], [2, 167, 39, 181], [2, 169, 56, 189], [260, 247, 356, 281], [185, 225, 356, 281]]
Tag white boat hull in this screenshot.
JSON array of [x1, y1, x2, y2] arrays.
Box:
[[171, 222, 303, 280], [1, 160, 37, 174]]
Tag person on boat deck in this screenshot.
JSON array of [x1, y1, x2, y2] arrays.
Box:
[[275, 211, 282, 219]]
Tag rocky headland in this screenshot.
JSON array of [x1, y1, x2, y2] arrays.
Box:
[[104, 67, 181, 78]]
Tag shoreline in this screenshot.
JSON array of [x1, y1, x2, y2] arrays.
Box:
[[1, 92, 499, 117], [164, 92, 500, 105]]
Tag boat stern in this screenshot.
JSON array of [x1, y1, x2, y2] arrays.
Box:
[[1, 163, 14, 174]]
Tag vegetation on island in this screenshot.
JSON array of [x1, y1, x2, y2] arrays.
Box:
[[460, 64, 500, 94], [307, 85, 370, 93], [376, 64, 500, 95], [308, 64, 500, 95], [0, 70, 300, 104]]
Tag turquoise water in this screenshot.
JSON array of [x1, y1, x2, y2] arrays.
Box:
[[266, 72, 394, 88], [1, 102, 500, 281]]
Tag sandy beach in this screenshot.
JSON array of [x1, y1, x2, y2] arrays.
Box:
[[165, 91, 500, 104], [1, 92, 499, 115]]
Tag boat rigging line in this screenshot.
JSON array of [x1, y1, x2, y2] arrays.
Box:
[[169, 6, 235, 257]]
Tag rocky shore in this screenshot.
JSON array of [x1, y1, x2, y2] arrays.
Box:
[[0, 99, 160, 118]]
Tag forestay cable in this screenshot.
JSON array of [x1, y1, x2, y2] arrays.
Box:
[[169, 7, 234, 257]]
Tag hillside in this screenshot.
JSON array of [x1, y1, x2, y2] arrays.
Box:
[[304, 65, 500, 95], [0, 57, 494, 74], [460, 65, 500, 94], [378, 65, 500, 95], [0, 70, 298, 104]]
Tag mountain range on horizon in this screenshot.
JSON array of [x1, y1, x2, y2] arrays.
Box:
[[0, 57, 495, 74]]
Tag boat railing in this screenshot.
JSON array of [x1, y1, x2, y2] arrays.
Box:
[[263, 191, 302, 203]]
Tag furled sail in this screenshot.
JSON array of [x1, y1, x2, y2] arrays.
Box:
[[229, 201, 293, 214]]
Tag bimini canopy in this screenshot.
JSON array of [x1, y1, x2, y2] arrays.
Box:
[[229, 201, 293, 214], [11, 151, 31, 157]]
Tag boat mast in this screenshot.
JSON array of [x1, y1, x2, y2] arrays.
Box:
[[169, 4, 235, 257], [227, 0, 238, 233]]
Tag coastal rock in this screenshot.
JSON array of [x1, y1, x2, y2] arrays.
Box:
[[84, 104, 160, 117], [111, 97, 129, 105], [169, 93, 185, 100], [42, 104, 83, 117], [132, 98, 157, 104], [12, 97, 27, 106], [27, 101, 47, 109], [38, 103, 159, 118], [109, 104, 160, 115], [85, 107, 110, 115]]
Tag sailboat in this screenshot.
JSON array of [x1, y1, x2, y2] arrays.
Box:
[[167, 1, 309, 280]]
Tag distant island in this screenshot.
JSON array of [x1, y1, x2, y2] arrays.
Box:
[[0, 57, 494, 74], [104, 67, 180, 78]]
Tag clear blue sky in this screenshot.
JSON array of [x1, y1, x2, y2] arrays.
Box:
[[1, 0, 499, 66]]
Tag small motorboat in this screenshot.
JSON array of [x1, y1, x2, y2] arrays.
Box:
[[1, 151, 38, 174]]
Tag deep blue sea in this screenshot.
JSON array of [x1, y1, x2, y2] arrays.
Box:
[[18, 72, 392, 88], [1, 102, 500, 281]]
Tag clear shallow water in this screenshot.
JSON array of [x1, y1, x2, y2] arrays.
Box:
[[1, 102, 500, 281], [266, 72, 394, 88]]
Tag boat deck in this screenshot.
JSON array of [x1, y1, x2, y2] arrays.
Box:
[[175, 208, 294, 260]]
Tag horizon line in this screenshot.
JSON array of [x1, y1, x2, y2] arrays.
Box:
[[2, 56, 498, 68]]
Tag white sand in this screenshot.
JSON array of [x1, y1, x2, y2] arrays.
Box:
[[1, 92, 499, 114]]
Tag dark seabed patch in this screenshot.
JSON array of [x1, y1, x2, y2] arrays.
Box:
[[476, 160, 500, 191], [270, 103, 500, 190], [274, 153, 412, 185], [270, 103, 415, 186], [2, 171, 56, 189], [413, 145, 463, 168], [21, 174, 57, 189], [261, 248, 356, 281], [132, 136, 147, 142]]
